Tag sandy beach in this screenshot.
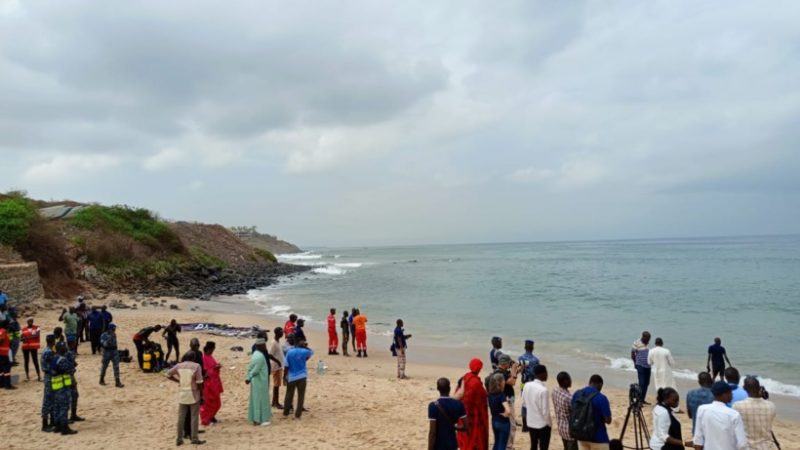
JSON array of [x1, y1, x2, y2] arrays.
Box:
[[2, 297, 798, 450]]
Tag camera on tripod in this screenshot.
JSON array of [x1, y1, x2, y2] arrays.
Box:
[[628, 383, 643, 407]]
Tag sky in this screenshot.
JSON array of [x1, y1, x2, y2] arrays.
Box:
[[1, 0, 799, 247]]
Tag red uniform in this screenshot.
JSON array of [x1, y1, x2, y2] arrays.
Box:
[[283, 320, 296, 337], [21, 326, 41, 350], [327, 314, 338, 352]]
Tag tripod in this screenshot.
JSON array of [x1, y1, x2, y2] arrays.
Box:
[[619, 400, 651, 449]]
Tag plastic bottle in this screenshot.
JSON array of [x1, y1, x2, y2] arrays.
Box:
[[316, 359, 325, 375]]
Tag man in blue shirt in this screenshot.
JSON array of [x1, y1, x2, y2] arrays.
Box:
[[707, 337, 732, 381], [86, 307, 105, 355], [572, 374, 612, 448], [686, 371, 714, 434], [518, 339, 540, 431], [283, 339, 314, 419], [724, 367, 748, 406], [0, 290, 8, 307], [428, 378, 468, 450], [394, 319, 412, 380]]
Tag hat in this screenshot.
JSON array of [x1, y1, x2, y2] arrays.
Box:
[[108, 323, 117, 330], [498, 353, 512, 365], [55, 341, 67, 350], [525, 339, 535, 345], [711, 381, 733, 396], [469, 358, 483, 374], [254, 338, 266, 345]]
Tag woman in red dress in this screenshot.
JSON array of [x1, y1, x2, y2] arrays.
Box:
[[200, 341, 224, 426], [454, 358, 489, 450]]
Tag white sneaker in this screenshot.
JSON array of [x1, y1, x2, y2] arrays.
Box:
[[260, 422, 271, 426]]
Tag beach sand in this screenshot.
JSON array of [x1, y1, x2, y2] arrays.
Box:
[[2, 297, 798, 449]]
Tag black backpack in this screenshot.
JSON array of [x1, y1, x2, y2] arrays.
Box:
[[569, 390, 598, 441]]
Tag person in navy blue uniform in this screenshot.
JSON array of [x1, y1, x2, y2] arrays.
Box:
[[52, 341, 78, 435]]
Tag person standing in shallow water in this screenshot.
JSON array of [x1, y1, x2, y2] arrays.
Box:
[[706, 337, 732, 382], [340, 311, 350, 356], [631, 331, 652, 404]]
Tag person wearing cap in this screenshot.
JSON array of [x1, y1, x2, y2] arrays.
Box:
[[52, 341, 78, 435], [692, 381, 747, 450], [283, 338, 314, 419], [166, 351, 205, 445], [40, 334, 57, 432], [99, 323, 124, 388], [490, 337, 504, 371], [454, 358, 489, 450], [21, 317, 42, 381], [489, 353, 521, 449], [246, 337, 271, 426], [733, 376, 776, 450]]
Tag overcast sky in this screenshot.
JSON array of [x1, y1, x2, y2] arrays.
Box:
[[1, 1, 798, 247]]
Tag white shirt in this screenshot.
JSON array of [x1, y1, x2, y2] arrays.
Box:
[[520, 379, 551, 429], [267, 338, 284, 370], [694, 401, 748, 450], [650, 404, 675, 449]]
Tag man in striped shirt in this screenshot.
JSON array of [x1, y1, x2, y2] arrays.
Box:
[[552, 371, 577, 450], [630, 331, 651, 404]]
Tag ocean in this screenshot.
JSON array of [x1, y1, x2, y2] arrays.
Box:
[[246, 235, 800, 399]]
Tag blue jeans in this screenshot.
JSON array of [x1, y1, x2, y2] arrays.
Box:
[[636, 365, 651, 401], [492, 419, 510, 450]]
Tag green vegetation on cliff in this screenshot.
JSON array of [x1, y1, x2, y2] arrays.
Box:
[[71, 205, 182, 251], [0, 193, 38, 246]]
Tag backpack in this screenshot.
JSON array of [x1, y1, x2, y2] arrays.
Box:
[[569, 390, 598, 441]]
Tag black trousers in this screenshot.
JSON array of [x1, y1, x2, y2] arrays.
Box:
[[283, 378, 307, 418], [529, 425, 551, 450], [134, 339, 145, 369], [90, 329, 102, 354], [23, 349, 40, 378]]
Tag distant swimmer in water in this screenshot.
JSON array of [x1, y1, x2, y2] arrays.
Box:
[[707, 337, 732, 382]]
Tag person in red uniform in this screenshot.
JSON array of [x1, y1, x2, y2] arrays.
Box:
[[283, 314, 297, 337], [327, 308, 339, 355], [352, 309, 368, 357], [21, 317, 42, 381], [0, 319, 14, 389]]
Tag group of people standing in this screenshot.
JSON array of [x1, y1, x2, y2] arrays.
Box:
[[428, 333, 780, 450], [632, 330, 778, 450], [324, 307, 370, 358]]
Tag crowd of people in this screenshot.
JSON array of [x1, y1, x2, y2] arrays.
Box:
[[428, 333, 780, 450], [0, 291, 784, 449]]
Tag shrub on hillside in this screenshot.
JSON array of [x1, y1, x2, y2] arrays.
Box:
[[254, 248, 277, 263], [71, 205, 182, 251], [0, 195, 37, 246]]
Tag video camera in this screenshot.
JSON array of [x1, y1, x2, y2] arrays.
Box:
[[628, 383, 643, 406]]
